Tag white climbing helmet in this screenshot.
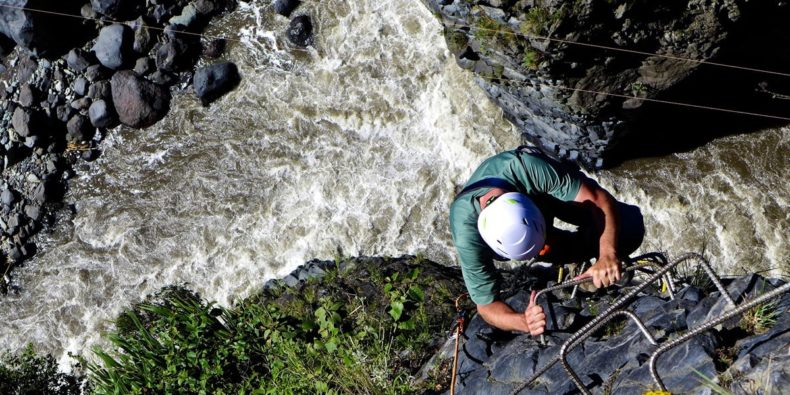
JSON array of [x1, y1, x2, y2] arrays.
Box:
[[477, 192, 546, 261]]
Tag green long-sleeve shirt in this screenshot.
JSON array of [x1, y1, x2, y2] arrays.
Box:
[[449, 149, 582, 304]]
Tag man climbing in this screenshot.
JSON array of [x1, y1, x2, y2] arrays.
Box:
[[449, 147, 644, 336]]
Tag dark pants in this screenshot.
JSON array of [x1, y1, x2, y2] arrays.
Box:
[[539, 200, 645, 264]]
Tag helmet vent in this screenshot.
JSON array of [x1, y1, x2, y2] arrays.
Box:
[[523, 218, 529, 225], [497, 239, 502, 245]]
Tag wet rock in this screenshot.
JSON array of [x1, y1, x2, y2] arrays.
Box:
[[66, 48, 93, 73], [155, 37, 198, 72], [169, 4, 200, 31], [149, 70, 176, 86], [110, 70, 171, 128], [66, 115, 94, 142], [193, 62, 241, 104], [88, 99, 115, 128], [282, 274, 299, 287], [73, 77, 89, 97], [195, 0, 229, 16], [202, 38, 226, 59], [92, 24, 135, 70], [287, 15, 313, 47], [273, 0, 300, 17]]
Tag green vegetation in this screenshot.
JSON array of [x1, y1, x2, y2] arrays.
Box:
[[739, 297, 781, 335], [693, 368, 733, 395], [0, 344, 85, 394], [519, 5, 566, 37], [83, 257, 462, 394], [444, 29, 469, 55], [522, 49, 542, 70]]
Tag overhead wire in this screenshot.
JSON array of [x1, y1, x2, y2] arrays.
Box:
[[1, 3, 790, 122]]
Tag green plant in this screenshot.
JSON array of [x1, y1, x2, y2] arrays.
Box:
[[692, 368, 733, 395], [522, 49, 542, 70], [0, 345, 85, 395], [88, 259, 455, 394], [739, 298, 781, 335]]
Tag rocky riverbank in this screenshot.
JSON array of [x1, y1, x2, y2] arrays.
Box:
[[0, 0, 318, 291], [1, 253, 787, 393], [421, 0, 790, 168]]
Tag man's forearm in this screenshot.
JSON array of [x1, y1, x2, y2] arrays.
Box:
[[595, 189, 619, 258], [476, 300, 529, 332]]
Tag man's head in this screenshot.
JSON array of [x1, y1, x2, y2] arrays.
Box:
[[477, 191, 546, 261]]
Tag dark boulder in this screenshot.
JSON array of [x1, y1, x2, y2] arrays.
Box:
[[84, 64, 111, 82], [286, 15, 313, 47], [193, 62, 241, 104], [11, 107, 41, 137], [202, 38, 226, 59], [149, 70, 176, 86], [55, 105, 74, 123], [133, 57, 154, 75], [273, 0, 300, 17], [110, 70, 171, 128], [195, 0, 232, 16], [92, 24, 135, 70], [66, 48, 94, 73], [88, 99, 116, 128], [66, 115, 94, 142], [88, 80, 112, 102], [155, 37, 198, 72], [70, 97, 92, 111], [90, 0, 143, 20], [0, 0, 87, 56]]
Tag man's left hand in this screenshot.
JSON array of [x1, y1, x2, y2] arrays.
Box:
[[577, 254, 621, 288]]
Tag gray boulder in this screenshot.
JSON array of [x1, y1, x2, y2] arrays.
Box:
[[193, 62, 241, 104], [11, 107, 39, 137], [92, 24, 135, 70], [88, 99, 116, 128], [110, 70, 171, 128], [73, 77, 89, 97]]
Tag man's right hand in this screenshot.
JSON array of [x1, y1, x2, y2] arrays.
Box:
[[525, 290, 546, 336]]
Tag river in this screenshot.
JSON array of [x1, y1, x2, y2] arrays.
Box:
[[0, 0, 786, 369]]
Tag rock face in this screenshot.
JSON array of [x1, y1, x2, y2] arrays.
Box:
[[90, 0, 143, 20], [110, 70, 171, 128], [193, 62, 241, 104], [443, 272, 790, 394], [421, 0, 790, 168]]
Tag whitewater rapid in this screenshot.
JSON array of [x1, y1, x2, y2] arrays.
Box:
[[0, 0, 787, 369]]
